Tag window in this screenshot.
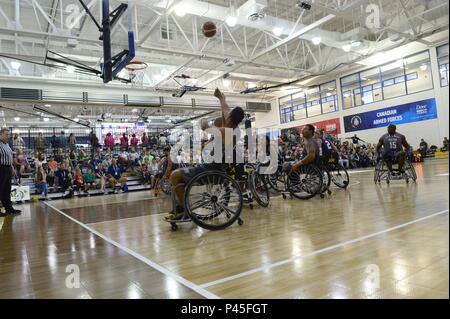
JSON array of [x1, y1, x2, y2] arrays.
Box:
[[306, 87, 321, 117], [278, 81, 337, 124], [404, 51, 433, 93], [406, 72, 418, 81], [340, 74, 360, 109], [380, 60, 406, 99], [360, 67, 382, 105], [437, 44, 449, 87], [320, 81, 338, 113]]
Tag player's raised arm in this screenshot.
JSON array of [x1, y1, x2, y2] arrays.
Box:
[[214, 88, 230, 125]]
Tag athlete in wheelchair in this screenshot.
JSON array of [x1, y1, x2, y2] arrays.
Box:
[[374, 124, 417, 184], [162, 88, 248, 231], [280, 124, 324, 199]]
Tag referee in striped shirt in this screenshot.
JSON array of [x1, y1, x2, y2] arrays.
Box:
[[0, 128, 21, 217]]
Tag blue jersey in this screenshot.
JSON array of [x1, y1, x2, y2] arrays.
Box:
[[321, 138, 334, 157]]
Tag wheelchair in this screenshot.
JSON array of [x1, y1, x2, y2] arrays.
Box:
[[322, 155, 350, 189], [374, 156, 417, 184], [164, 162, 270, 231], [270, 162, 324, 200]]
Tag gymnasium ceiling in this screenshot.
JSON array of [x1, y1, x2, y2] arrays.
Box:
[[0, 0, 448, 127]]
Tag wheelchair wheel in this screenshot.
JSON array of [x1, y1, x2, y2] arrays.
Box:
[[329, 164, 350, 188], [405, 161, 417, 182], [267, 169, 285, 192], [249, 171, 270, 207], [287, 165, 323, 200], [374, 161, 383, 184], [320, 167, 331, 194], [160, 178, 172, 195], [184, 171, 243, 231]]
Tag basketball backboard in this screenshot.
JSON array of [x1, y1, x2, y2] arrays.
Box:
[[99, 0, 135, 83]]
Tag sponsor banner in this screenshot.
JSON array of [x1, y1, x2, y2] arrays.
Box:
[[296, 118, 341, 135], [11, 185, 30, 202], [343, 98, 437, 133]]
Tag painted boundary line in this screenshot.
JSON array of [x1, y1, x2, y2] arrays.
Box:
[[44, 201, 220, 299], [201, 209, 449, 289]]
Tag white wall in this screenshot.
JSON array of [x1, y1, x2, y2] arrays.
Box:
[[255, 44, 450, 149]]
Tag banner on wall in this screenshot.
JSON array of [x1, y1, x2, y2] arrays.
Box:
[[343, 98, 438, 133], [296, 118, 341, 135], [11, 185, 30, 202]]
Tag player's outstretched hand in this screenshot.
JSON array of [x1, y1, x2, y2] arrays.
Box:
[[214, 88, 225, 100]]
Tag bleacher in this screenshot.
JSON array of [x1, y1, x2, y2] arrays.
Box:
[[13, 146, 164, 202]]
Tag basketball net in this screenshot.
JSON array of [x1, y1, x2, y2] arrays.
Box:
[[125, 61, 148, 88]]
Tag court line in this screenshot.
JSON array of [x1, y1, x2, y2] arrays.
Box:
[[44, 201, 220, 299], [347, 169, 374, 174], [200, 209, 449, 289]]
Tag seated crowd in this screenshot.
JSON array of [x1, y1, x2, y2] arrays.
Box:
[[11, 132, 172, 201], [278, 130, 378, 169]]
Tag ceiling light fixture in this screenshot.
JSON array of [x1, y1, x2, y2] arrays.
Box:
[[420, 64, 428, 71], [14, 117, 20, 121], [342, 44, 352, 52], [312, 37, 321, 45], [174, 4, 187, 17], [272, 27, 283, 37], [351, 41, 362, 47], [44, 104, 51, 107], [67, 65, 76, 73], [43, 117, 50, 122], [11, 61, 21, 70], [226, 16, 237, 27]]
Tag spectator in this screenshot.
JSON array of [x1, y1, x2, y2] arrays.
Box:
[[339, 147, 350, 169], [441, 137, 449, 152], [142, 148, 154, 165], [51, 134, 59, 152], [141, 132, 149, 148], [419, 138, 428, 158], [140, 163, 151, 187], [159, 134, 167, 146], [35, 166, 50, 200], [104, 132, 115, 150], [35, 132, 46, 152], [14, 149, 31, 182], [47, 156, 58, 172], [55, 163, 72, 196], [46, 168, 56, 191], [89, 131, 100, 156], [69, 150, 77, 168], [73, 168, 86, 195], [34, 152, 46, 169], [58, 131, 67, 149], [12, 133, 25, 151], [96, 164, 108, 194], [83, 168, 96, 193], [120, 133, 129, 150], [150, 135, 158, 147], [130, 134, 139, 148], [107, 159, 127, 193], [68, 133, 77, 151]]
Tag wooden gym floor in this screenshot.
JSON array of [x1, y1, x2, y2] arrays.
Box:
[[0, 160, 448, 299]]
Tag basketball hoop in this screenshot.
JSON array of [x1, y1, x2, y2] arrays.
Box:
[[125, 61, 148, 88]]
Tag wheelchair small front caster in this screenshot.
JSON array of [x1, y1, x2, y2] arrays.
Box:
[[249, 204, 254, 210], [327, 190, 332, 195], [170, 223, 178, 231], [238, 218, 244, 226], [282, 194, 286, 199], [320, 193, 325, 199]]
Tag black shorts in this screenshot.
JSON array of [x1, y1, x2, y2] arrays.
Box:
[[179, 163, 226, 183], [383, 150, 405, 163]]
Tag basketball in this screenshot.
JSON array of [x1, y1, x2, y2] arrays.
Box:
[[202, 21, 216, 38]]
